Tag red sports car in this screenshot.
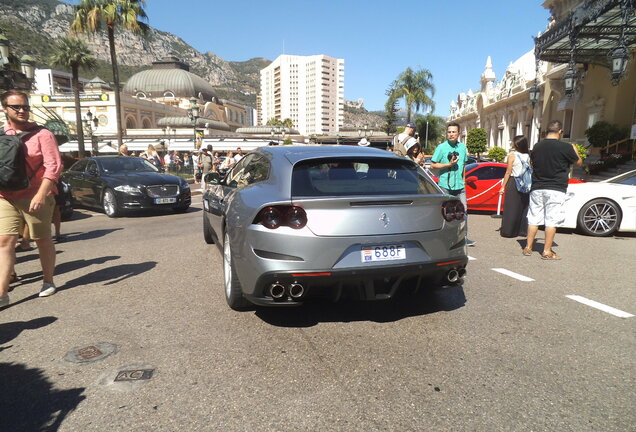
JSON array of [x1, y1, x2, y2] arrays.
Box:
[[428, 162, 584, 212]]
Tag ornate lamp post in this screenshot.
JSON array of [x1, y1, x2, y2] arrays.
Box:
[[83, 110, 99, 155], [357, 124, 373, 146], [424, 108, 432, 150], [528, 83, 540, 107], [610, 44, 629, 85], [270, 125, 283, 145], [187, 96, 200, 150]]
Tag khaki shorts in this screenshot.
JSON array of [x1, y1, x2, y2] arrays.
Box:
[[0, 195, 55, 239], [528, 189, 566, 227]]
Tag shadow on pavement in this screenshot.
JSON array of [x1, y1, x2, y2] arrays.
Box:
[[0, 316, 57, 346], [62, 228, 123, 243], [0, 362, 85, 432], [12, 256, 121, 289], [60, 261, 158, 290], [256, 285, 467, 327]]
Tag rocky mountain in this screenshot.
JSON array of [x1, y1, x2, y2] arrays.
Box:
[[0, 0, 384, 125], [0, 0, 264, 106]]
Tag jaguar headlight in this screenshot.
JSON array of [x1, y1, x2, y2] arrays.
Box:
[[114, 185, 142, 195]]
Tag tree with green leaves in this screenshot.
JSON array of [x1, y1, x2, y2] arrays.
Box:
[[70, 0, 148, 148], [50, 36, 97, 158], [266, 118, 294, 128], [466, 128, 488, 159], [488, 146, 507, 163], [386, 67, 435, 123], [415, 114, 445, 153], [383, 94, 399, 135]]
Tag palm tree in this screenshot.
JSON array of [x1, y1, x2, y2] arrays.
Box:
[[387, 67, 435, 123], [70, 0, 148, 148], [50, 36, 97, 158]]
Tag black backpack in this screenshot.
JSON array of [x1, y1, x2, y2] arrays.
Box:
[[0, 127, 38, 191]]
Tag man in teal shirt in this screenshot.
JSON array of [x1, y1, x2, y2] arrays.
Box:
[[431, 121, 475, 246]]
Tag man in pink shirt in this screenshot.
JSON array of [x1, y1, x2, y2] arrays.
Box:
[[0, 90, 62, 307]]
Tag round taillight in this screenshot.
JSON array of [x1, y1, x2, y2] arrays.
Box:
[[286, 206, 307, 229], [259, 206, 283, 229], [454, 202, 465, 220]]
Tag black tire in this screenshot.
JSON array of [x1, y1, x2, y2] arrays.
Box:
[[203, 214, 214, 244], [223, 231, 250, 310], [577, 198, 622, 237], [102, 189, 119, 218]]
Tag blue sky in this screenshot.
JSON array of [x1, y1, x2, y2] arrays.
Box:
[[135, 0, 549, 116]]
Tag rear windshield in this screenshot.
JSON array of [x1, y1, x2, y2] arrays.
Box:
[[291, 157, 439, 197]]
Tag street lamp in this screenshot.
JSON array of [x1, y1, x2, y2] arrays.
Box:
[[270, 126, 284, 145], [610, 43, 629, 85], [83, 110, 99, 155], [528, 83, 540, 107], [187, 96, 200, 150], [564, 62, 576, 95], [424, 108, 432, 151], [357, 124, 373, 146]]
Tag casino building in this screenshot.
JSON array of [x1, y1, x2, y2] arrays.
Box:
[[449, 0, 636, 155]]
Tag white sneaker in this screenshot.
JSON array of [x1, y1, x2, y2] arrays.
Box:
[[39, 283, 57, 297], [0, 294, 9, 307]]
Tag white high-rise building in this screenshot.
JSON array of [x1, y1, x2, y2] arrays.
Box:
[[260, 54, 344, 136]]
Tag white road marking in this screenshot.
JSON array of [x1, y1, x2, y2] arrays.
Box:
[[468, 256, 476, 261], [566, 295, 634, 318], [491, 268, 534, 282]]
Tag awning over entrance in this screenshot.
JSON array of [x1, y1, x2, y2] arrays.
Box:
[[535, 0, 636, 66], [59, 141, 118, 153]]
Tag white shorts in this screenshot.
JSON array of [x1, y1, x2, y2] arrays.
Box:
[[527, 189, 566, 227]]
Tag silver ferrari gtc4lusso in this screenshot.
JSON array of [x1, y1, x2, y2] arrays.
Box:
[[202, 145, 468, 310]]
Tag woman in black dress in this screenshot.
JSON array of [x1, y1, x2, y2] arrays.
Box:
[[499, 135, 531, 237]]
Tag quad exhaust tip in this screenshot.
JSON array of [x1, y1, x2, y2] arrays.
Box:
[[269, 283, 286, 299], [446, 269, 460, 283], [289, 283, 304, 299]]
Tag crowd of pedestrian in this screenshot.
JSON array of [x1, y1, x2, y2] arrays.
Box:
[[391, 119, 582, 257]]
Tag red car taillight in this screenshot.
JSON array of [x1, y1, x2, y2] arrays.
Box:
[[441, 200, 465, 222], [256, 205, 307, 229]]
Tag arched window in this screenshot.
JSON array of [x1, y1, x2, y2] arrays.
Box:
[[126, 116, 137, 129], [142, 118, 152, 128], [136, 92, 146, 99], [163, 91, 175, 98]]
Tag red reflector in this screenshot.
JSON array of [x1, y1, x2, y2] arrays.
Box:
[[436, 260, 462, 266], [290, 272, 332, 277]]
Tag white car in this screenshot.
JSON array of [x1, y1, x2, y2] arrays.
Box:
[[562, 169, 636, 236]]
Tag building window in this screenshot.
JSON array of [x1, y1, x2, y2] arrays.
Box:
[[136, 92, 146, 99]]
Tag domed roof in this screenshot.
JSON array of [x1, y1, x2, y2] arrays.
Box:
[[123, 57, 218, 101]]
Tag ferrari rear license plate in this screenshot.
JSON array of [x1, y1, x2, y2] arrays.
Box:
[[154, 197, 177, 204], [361, 245, 405, 262]]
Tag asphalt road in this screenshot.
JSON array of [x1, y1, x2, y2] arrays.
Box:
[[1, 197, 634, 432]]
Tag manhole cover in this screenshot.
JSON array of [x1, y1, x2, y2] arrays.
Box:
[[114, 369, 154, 382], [64, 342, 117, 363]]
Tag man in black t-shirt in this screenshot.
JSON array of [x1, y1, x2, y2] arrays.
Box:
[[523, 120, 582, 260]]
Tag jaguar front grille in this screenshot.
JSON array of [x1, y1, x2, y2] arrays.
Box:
[[146, 185, 179, 197]]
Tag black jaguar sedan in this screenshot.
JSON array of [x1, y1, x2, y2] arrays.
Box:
[[62, 156, 191, 217]]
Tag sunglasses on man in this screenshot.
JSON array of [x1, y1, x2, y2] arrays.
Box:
[[5, 105, 31, 112]]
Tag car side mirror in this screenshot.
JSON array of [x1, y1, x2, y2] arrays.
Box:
[[466, 175, 478, 183], [88, 167, 98, 176], [204, 172, 221, 185]]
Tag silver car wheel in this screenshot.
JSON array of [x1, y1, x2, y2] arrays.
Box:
[[222, 231, 250, 310], [578, 199, 621, 236], [103, 189, 118, 218]]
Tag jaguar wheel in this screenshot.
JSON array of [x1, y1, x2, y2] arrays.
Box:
[[223, 231, 250, 310], [102, 189, 119, 218], [577, 198, 621, 237]]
